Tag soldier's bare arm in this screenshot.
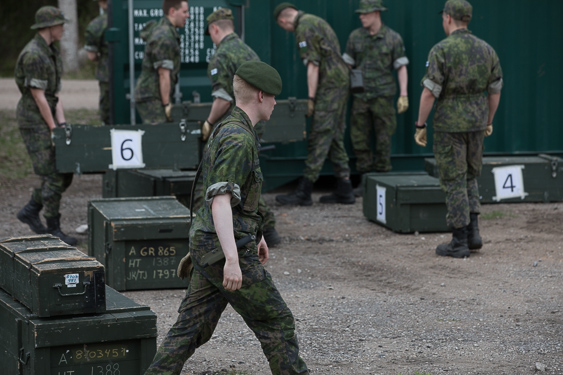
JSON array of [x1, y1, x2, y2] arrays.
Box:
[[30, 88, 57, 130], [398, 65, 408, 97], [207, 97, 231, 124], [416, 87, 435, 126], [487, 92, 501, 125], [157, 67, 171, 105], [306, 62, 319, 99]]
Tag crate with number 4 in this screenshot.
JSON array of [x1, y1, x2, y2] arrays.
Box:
[[362, 172, 450, 233], [88, 196, 191, 291], [0, 285, 156, 375], [425, 154, 563, 203]]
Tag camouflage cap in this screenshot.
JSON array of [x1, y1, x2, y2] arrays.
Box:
[[273, 2, 297, 20], [205, 8, 234, 35], [235, 61, 282, 96], [31, 6, 68, 30], [355, 0, 387, 13], [441, 0, 472, 22]]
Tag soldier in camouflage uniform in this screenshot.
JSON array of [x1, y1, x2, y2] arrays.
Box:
[[193, 8, 281, 246], [134, 0, 189, 124], [274, 3, 355, 206], [343, 0, 409, 196], [144, 61, 309, 375], [414, 0, 503, 258], [15, 6, 77, 246], [85, 0, 110, 125]]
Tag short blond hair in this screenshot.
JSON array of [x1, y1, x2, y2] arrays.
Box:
[[233, 75, 258, 105]]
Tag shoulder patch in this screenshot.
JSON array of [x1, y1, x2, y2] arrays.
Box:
[[425, 61, 429, 67]]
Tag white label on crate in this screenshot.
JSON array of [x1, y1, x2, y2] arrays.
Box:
[[492, 165, 528, 201], [65, 273, 79, 288], [376, 184, 386, 224], [109, 129, 146, 170]]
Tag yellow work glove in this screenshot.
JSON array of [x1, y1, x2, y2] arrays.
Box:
[[306, 97, 315, 118], [163, 102, 173, 122], [397, 96, 409, 114], [201, 120, 213, 142], [485, 123, 493, 137], [414, 123, 427, 147], [177, 252, 193, 280]]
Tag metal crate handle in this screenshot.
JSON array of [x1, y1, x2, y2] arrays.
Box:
[[52, 281, 91, 297]]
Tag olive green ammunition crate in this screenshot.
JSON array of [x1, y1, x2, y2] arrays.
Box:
[[0, 286, 156, 375], [424, 154, 563, 203], [179, 97, 307, 143], [0, 235, 106, 318], [88, 196, 191, 291], [53, 122, 200, 174], [362, 172, 449, 233]]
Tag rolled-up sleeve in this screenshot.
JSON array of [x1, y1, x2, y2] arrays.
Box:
[[205, 182, 241, 207]]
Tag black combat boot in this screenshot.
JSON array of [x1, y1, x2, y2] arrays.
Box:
[[276, 177, 313, 206], [436, 226, 470, 258], [263, 226, 281, 247], [319, 178, 355, 204], [17, 197, 47, 234], [46, 214, 78, 246], [467, 213, 483, 252]]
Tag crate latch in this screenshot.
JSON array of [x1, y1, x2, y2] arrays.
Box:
[[288, 97, 296, 118], [550, 158, 558, 178], [65, 124, 72, 145], [179, 120, 187, 142]]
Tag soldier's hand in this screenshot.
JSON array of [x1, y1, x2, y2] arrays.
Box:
[[223, 259, 243, 291], [201, 120, 213, 142], [306, 97, 315, 118], [485, 123, 493, 137], [177, 252, 193, 280], [414, 127, 427, 147], [163, 103, 173, 122], [397, 96, 409, 114], [258, 237, 269, 265]]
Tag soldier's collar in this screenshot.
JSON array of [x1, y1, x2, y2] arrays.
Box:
[[219, 32, 238, 46], [294, 11, 305, 29], [450, 28, 471, 36]]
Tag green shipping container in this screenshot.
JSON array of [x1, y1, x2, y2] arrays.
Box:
[[88, 197, 191, 291], [0, 286, 156, 375], [424, 155, 563, 203], [0, 235, 106, 318], [362, 172, 449, 233]]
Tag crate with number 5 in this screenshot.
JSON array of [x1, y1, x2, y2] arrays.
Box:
[[88, 196, 191, 291], [362, 172, 450, 233]]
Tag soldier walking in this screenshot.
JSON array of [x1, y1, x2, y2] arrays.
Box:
[[414, 0, 503, 258], [343, 0, 409, 196], [273, 3, 355, 206], [144, 61, 309, 375], [134, 0, 189, 124], [15, 6, 77, 245]]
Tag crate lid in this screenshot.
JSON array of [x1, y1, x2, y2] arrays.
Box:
[[89, 196, 191, 221], [136, 169, 197, 180]]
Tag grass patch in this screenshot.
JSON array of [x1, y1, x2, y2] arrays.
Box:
[[481, 210, 517, 220]]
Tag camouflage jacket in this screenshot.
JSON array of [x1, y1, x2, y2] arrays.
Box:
[[344, 25, 408, 99], [422, 28, 503, 132], [14, 33, 62, 127], [294, 11, 349, 96], [84, 12, 109, 82], [189, 106, 263, 263], [208, 33, 259, 105], [134, 17, 181, 101]]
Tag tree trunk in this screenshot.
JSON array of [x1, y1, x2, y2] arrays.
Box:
[[58, 0, 79, 73]]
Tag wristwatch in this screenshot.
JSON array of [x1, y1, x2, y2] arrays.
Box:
[[415, 121, 427, 129]]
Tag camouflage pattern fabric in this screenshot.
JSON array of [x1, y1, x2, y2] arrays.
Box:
[[136, 98, 165, 125], [434, 131, 483, 228], [422, 28, 503, 132], [145, 106, 308, 374], [350, 96, 395, 172], [344, 25, 408, 100], [294, 12, 351, 182], [134, 17, 180, 122], [85, 12, 110, 124]]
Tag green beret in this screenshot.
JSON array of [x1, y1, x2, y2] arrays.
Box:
[[356, 0, 387, 13], [31, 6, 68, 30], [205, 8, 233, 35], [273, 2, 297, 20], [235, 61, 282, 96], [441, 0, 472, 22]]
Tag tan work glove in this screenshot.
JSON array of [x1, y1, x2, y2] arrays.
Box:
[[306, 97, 315, 117], [397, 96, 409, 114], [163, 103, 173, 122], [177, 252, 193, 280], [485, 123, 493, 137], [414, 127, 427, 147], [201, 120, 213, 142]]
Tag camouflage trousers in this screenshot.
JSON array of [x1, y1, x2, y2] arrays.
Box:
[[145, 254, 309, 375], [136, 98, 166, 125], [434, 131, 484, 229], [304, 86, 350, 182], [350, 96, 396, 173], [99, 81, 110, 125], [19, 126, 73, 218]]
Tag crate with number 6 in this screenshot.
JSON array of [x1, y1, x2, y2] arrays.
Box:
[[88, 196, 191, 291], [424, 154, 563, 203], [362, 172, 450, 233]]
